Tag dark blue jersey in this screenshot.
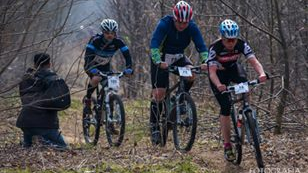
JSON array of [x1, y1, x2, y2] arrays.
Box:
[[150, 15, 208, 63], [84, 34, 132, 71]]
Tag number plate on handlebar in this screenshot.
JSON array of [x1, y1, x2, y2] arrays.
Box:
[[108, 76, 120, 90], [234, 82, 249, 94], [178, 67, 192, 77]]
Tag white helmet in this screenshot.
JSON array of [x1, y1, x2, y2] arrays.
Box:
[[100, 19, 118, 32], [219, 19, 239, 38]]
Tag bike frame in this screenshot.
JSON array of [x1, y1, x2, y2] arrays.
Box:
[[164, 75, 185, 123], [155, 66, 202, 151], [164, 66, 201, 124], [95, 72, 124, 123]]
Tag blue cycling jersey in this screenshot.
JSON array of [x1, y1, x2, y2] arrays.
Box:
[[150, 15, 208, 63], [84, 34, 132, 72]]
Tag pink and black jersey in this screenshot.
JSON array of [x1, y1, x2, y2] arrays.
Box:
[[207, 39, 255, 69]]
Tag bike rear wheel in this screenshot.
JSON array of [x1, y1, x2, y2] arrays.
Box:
[[82, 97, 101, 145], [173, 93, 197, 152], [105, 94, 125, 147], [246, 111, 264, 169]]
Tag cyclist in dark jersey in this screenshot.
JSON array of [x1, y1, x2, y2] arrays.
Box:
[[207, 19, 267, 161], [83, 19, 133, 112], [149, 1, 208, 145]]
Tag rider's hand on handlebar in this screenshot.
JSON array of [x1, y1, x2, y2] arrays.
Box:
[[159, 62, 168, 69], [217, 84, 227, 92], [200, 63, 208, 71], [124, 68, 133, 76], [90, 68, 100, 75], [258, 74, 267, 83]]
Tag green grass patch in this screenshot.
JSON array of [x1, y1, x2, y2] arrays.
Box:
[[69, 98, 83, 110], [124, 99, 150, 115], [125, 121, 148, 143], [132, 158, 199, 173], [58, 98, 82, 117], [80, 157, 200, 173]]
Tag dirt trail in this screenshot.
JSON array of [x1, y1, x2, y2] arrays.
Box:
[[1, 100, 307, 172]]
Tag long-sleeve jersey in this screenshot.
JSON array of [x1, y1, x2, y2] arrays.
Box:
[[150, 15, 208, 64], [84, 34, 132, 72]]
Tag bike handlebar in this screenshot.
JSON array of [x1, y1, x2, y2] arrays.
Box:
[[167, 66, 207, 74], [223, 72, 276, 94], [98, 71, 124, 78]]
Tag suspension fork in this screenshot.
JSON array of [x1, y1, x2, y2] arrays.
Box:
[[104, 89, 113, 122], [243, 107, 262, 143], [175, 77, 186, 124], [242, 92, 262, 143]]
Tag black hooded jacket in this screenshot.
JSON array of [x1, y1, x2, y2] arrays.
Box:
[[16, 68, 59, 129]]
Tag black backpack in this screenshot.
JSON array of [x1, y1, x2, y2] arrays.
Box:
[[19, 69, 71, 111], [38, 75, 71, 111]]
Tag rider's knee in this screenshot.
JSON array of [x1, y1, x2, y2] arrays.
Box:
[[90, 76, 102, 87], [185, 73, 196, 82], [152, 89, 165, 102]]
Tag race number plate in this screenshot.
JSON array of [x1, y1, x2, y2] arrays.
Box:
[[108, 76, 120, 90], [234, 82, 249, 94], [178, 67, 192, 77], [94, 56, 111, 65]]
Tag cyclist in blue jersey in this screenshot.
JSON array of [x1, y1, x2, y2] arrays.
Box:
[[207, 19, 267, 161], [149, 1, 208, 145], [83, 19, 133, 113]]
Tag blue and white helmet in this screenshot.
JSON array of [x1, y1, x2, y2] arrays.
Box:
[[219, 19, 239, 38], [100, 19, 118, 32]]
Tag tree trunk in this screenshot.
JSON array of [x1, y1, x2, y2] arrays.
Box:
[[274, 0, 290, 134], [267, 0, 275, 112]]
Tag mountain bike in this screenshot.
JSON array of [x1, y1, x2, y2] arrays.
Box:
[[223, 77, 269, 170], [82, 71, 126, 147], [152, 66, 203, 152]]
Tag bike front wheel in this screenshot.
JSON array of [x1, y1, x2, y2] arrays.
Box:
[[82, 97, 101, 145], [246, 111, 264, 169], [105, 94, 125, 147], [173, 93, 197, 152]]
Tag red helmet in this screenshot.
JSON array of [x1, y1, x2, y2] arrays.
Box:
[[173, 1, 193, 22]]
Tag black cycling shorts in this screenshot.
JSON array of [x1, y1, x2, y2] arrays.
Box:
[[151, 56, 192, 89], [209, 63, 248, 116]]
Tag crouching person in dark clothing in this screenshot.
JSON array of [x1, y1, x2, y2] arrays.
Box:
[[16, 53, 67, 149]]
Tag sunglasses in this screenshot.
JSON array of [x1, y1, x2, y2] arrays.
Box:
[[103, 31, 116, 35], [224, 38, 237, 43]]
